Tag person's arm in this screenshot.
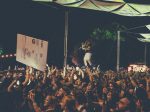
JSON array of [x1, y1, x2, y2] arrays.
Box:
[[98, 99, 105, 112], [129, 76, 137, 87], [69, 69, 75, 82], [50, 66, 57, 76], [42, 67, 47, 84], [28, 91, 41, 112], [22, 67, 30, 86], [42, 72, 47, 84], [7, 80, 16, 92], [22, 74, 30, 86], [79, 68, 85, 79], [32, 101, 41, 112], [145, 77, 150, 92], [86, 67, 94, 81]]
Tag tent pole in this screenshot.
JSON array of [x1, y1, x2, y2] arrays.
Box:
[[64, 11, 68, 77], [144, 43, 147, 65], [117, 31, 120, 72]]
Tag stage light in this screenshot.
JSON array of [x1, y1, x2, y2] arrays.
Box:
[[6, 55, 9, 58], [10, 54, 13, 57], [14, 54, 16, 56], [1, 55, 4, 58]]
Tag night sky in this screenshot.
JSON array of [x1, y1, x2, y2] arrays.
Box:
[[0, 0, 150, 70]]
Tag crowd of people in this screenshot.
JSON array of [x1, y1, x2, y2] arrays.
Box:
[[0, 65, 150, 112]]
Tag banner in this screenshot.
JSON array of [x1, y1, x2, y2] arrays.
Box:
[[16, 34, 48, 71]]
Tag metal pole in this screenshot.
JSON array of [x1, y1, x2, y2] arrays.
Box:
[[144, 43, 147, 65], [63, 11, 68, 77], [117, 31, 120, 72]]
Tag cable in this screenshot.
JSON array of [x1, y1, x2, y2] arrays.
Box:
[[121, 30, 141, 35], [121, 25, 147, 32]]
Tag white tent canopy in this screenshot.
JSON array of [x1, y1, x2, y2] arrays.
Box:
[[33, 0, 150, 16], [137, 38, 150, 43], [129, 3, 150, 14], [112, 4, 141, 16], [146, 25, 150, 30], [102, 0, 125, 3], [136, 33, 150, 43], [140, 34, 150, 39]]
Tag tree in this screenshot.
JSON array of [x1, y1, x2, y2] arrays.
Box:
[[0, 48, 4, 55], [91, 22, 126, 41]]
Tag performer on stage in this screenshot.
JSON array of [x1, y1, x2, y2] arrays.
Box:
[[81, 40, 93, 66]]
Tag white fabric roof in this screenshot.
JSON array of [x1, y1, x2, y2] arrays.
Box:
[[79, 0, 123, 12], [102, 0, 125, 3], [128, 3, 150, 14], [146, 25, 150, 30], [112, 4, 140, 16], [33, 0, 150, 16], [137, 38, 150, 42], [138, 34, 150, 43], [33, 0, 52, 2], [140, 34, 150, 39]]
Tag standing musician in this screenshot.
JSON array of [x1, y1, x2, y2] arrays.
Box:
[[81, 40, 93, 66]]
